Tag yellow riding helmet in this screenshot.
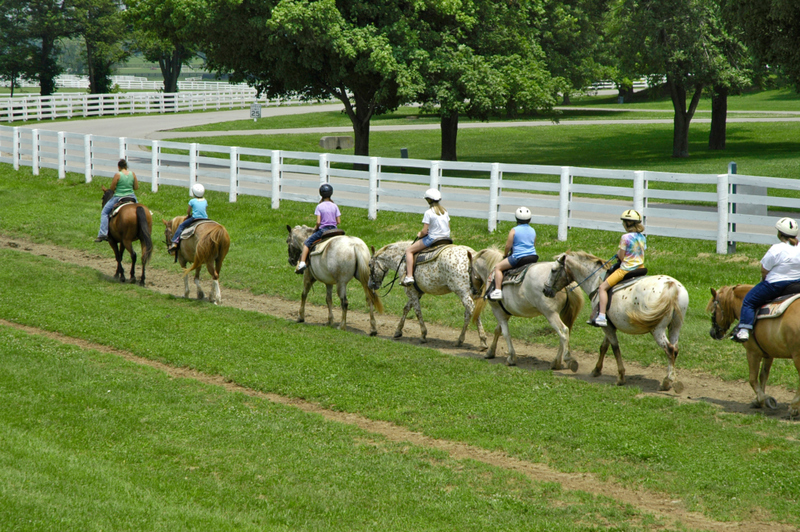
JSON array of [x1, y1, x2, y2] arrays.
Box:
[[620, 209, 642, 222]]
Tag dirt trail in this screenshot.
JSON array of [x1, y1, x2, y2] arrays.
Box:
[[2, 235, 798, 531]]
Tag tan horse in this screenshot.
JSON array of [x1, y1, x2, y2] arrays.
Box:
[[470, 247, 584, 368], [544, 251, 689, 392], [368, 240, 488, 349], [707, 285, 800, 418], [287, 225, 383, 335], [164, 216, 230, 305], [101, 187, 152, 286]]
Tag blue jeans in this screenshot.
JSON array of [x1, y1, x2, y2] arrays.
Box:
[[739, 279, 799, 329], [98, 195, 136, 237], [304, 225, 336, 248], [172, 217, 205, 243]]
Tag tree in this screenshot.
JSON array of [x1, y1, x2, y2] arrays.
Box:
[[0, 0, 36, 96], [611, 0, 745, 157], [74, 0, 129, 94], [199, 0, 424, 157], [26, 0, 74, 96], [125, 0, 199, 93]]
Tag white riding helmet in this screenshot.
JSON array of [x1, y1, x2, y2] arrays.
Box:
[[515, 206, 531, 222], [191, 183, 205, 198], [424, 188, 442, 202], [776, 217, 798, 237], [620, 209, 642, 222]]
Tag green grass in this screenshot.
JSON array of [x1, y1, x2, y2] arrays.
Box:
[[1, 250, 799, 528]]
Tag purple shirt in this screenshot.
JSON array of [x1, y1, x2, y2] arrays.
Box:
[[315, 201, 341, 228]]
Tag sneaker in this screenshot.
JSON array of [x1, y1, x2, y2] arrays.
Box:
[[295, 261, 307, 274], [401, 276, 414, 286], [594, 315, 608, 327], [488, 289, 503, 300], [732, 328, 750, 343], [94, 235, 108, 242]]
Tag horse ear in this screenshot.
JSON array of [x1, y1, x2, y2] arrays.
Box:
[[286, 224, 292, 234], [162, 219, 169, 226], [710, 287, 717, 298], [558, 254, 566, 264], [370, 245, 375, 255]]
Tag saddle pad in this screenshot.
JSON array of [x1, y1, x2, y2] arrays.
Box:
[[110, 196, 136, 217], [756, 293, 800, 320], [416, 243, 453, 266], [502, 263, 533, 286], [179, 219, 217, 239], [308, 229, 346, 251], [309, 235, 344, 257], [590, 275, 647, 307]]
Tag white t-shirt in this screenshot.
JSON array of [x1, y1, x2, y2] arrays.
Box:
[[761, 241, 800, 283], [422, 208, 450, 240]]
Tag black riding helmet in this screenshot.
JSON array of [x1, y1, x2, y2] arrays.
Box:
[[319, 183, 333, 198]]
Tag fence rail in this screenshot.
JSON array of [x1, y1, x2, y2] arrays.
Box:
[[1, 124, 794, 254]]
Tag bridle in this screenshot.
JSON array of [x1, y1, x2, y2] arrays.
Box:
[[544, 255, 616, 298], [371, 254, 404, 296], [709, 297, 731, 339]]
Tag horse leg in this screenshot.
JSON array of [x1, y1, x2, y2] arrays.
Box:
[[409, 291, 427, 343], [485, 325, 502, 359], [125, 242, 137, 284], [393, 298, 413, 339], [488, 307, 516, 365], [759, 357, 778, 410], [194, 269, 205, 300], [337, 282, 349, 331], [789, 355, 800, 418], [666, 320, 684, 393], [325, 284, 335, 327], [364, 288, 377, 337], [110, 240, 125, 281], [652, 324, 678, 392], [747, 348, 767, 409], [591, 337, 610, 378], [545, 312, 576, 373], [206, 260, 220, 305], [456, 293, 474, 347], [183, 273, 191, 299], [298, 276, 314, 323]]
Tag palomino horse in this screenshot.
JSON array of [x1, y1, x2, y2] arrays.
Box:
[[164, 216, 231, 305], [368, 241, 488, 349], [544, 251, 689, 392], [707, 285, 800, 417], [286, 225, 383, 335], [470, 247, 584, 368], [101, 187, 153, 286]]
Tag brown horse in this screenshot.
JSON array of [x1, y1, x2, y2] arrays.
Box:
[[708, 285, 800, 418], [164, 216, 231, 305], [101, 187, 153, 286]]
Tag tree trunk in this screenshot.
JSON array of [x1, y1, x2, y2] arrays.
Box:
[[38, 36, 58, 96], [159, 47, 184, 93], [667, 76, 703, 158], [338, 90, 373, 167], [709, 85, 728, 150], [562, 92, 571, 105], [440, 111, 459, 161]]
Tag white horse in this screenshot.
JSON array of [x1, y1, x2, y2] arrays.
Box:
[[544, 251, 689, 392], [286, 225, 383, 335], [368, 241, 488, 349], [470, 247, 585, 368]]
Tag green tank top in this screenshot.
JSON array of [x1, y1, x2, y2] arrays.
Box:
[[114, 170, 135, 197]]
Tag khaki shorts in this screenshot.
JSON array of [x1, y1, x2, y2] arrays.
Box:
[[606, 266, 644, 288]]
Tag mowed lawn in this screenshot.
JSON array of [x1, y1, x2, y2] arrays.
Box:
[[1, 249, 799, 531]]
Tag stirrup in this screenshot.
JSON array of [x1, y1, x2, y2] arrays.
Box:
[[731, 328, 750, 343], [401, 276, 414, 286], [488, 289, 503, 300]]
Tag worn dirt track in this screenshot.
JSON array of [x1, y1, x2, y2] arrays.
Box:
[[2, 235, 798, 531]]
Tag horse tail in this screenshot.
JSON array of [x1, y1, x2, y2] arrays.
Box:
[[559, 285, 585, 330], [184, 224, 229, 278], [355, 242, 384, 314], [628, 281, 681, 329], [136, 206, 153, 267]]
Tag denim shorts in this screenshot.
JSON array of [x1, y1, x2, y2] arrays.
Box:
[[508, 254, 538, 268], [421, 235, 436, 247]]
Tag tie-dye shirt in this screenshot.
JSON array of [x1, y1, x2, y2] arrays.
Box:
[[619, 232, 646, 271]]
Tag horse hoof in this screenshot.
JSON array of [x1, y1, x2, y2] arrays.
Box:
[[766, 397, 778, 410], [455, 340, 464, 347], [568, 360, 578, 373], [672, 381, 684, 394], [479, 345, 489, 352], [591, 369, 601, 378], [484, 352, 495, 360], [505, 358, 517, 367], [393, 332, 403, 339], [750, 399, 763, 409], [370, 331, 377, 337], [297, 318, 305, 324]]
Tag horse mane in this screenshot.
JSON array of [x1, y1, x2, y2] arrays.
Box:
[[708, 285, 753, 324], [569, 250, 611, 270], [474, 246, 503, 272]]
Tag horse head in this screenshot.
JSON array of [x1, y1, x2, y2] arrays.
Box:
[[707, 287, 735, 340], [286, 224, 311, 266], [101, 186, 113, 206], [543, 253, 571, 298], [368, 246, 389, 291]]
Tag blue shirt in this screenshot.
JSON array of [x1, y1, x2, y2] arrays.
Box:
[[511, 224, 536, 259], [189, 198, 208, 219]]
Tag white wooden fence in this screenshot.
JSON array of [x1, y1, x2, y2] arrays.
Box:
[[0, 91, 308, 123], [1, 124, 796, 254], [1, 74, 253, 92]]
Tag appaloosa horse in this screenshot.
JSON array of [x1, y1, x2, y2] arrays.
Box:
[[708, 285, 800, 418], [101, 187, 152, 286], [470, 247, 584, 368], [287, 225, 383, 335], [368, 241, 488, 349], [164, 216, 230, 305], [545, 251, 689, 392]]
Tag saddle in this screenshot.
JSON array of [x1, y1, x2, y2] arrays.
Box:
[[178, 219, 217, 240], [482, 256, 539, 299], [110, 196, 136, 218], [309, 229, 346, 252], [588, 269, 648, 327], [414, 239, 454, 266], [756, 283, 800, 320]]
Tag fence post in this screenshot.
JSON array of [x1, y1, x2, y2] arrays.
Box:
[[429, 161, 441, 190], [717, 173, 730, 254], [488, 163, 500, 232], [151, 140, 159, 192], [229, 146, 238, 202], [633, 171, 645, 218], [557, 166, 571, 241], [727, 162, 737, 254], [84, 134, 92, 183], [32, 129, 39, 176], [189, 143, 198, 193], [12, 127, 19, 170], [319, 153, 329, 185], [58, 131, 65, 179], [271, 150, 281, 209], [368, 157, 379, 220]]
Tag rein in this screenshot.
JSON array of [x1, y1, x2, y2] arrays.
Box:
[[565, 256, 617, 294]]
